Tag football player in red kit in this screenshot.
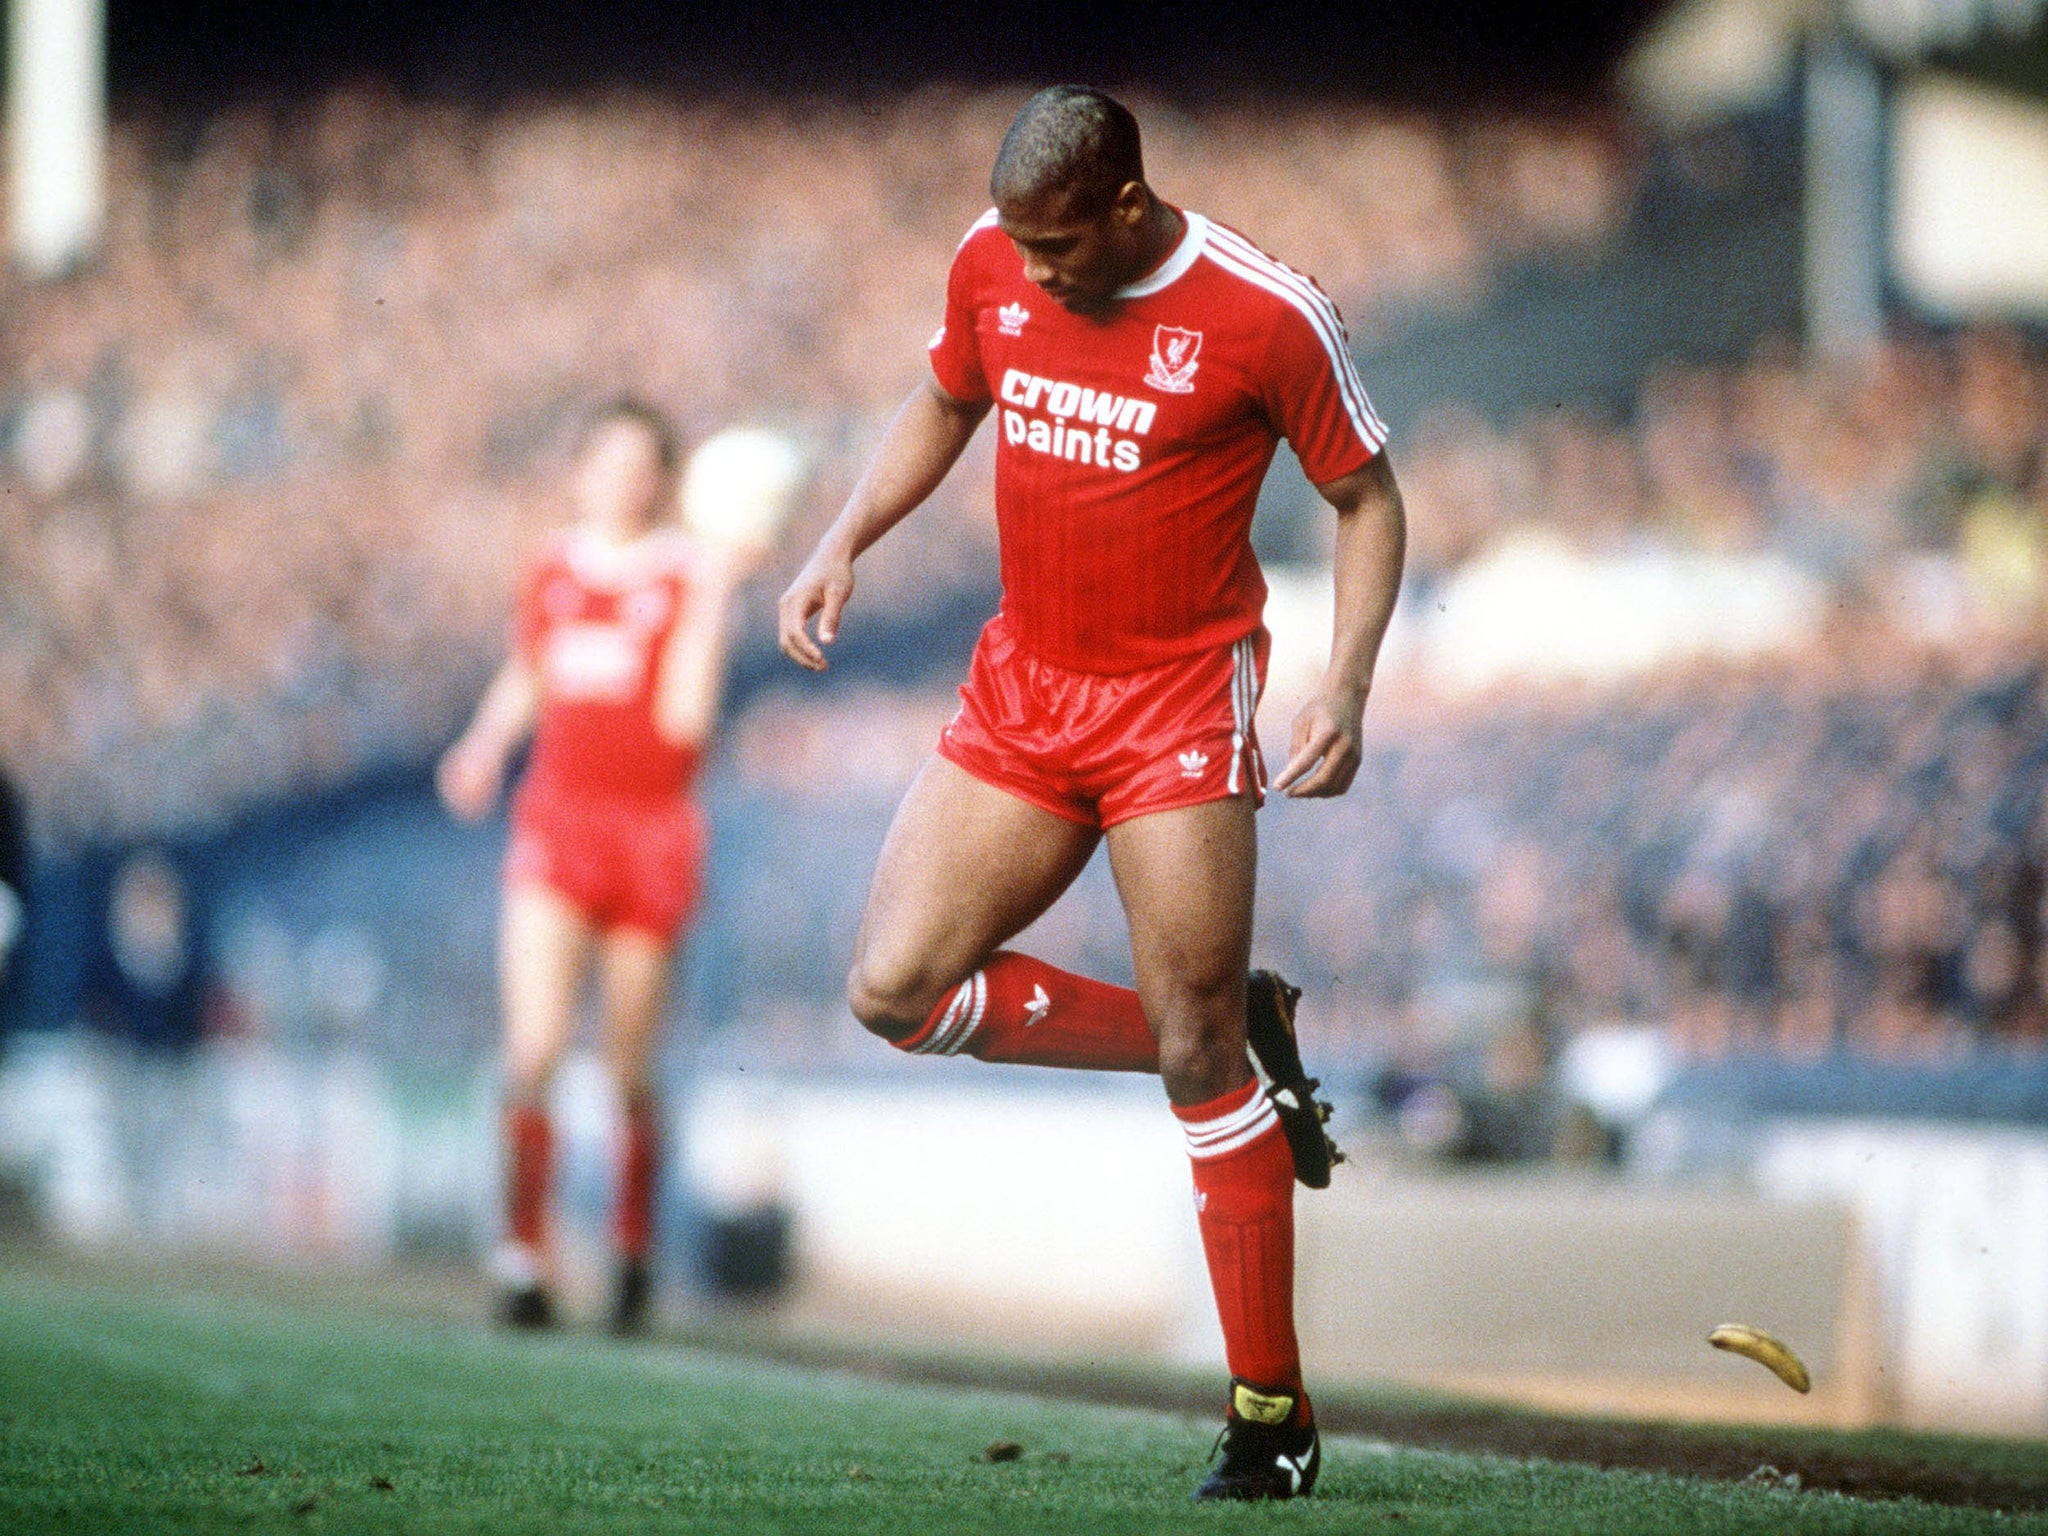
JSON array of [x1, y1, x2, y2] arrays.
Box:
[[441, 401, 745, 1334], [779, 88, 1407, 1500]]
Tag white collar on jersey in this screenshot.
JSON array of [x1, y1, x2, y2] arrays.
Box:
[[1113, 211, 1209, 301], [564, 526, 690, 589]]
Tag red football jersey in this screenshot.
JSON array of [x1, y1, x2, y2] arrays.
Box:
[[929, 209, 1388, 674], [514, 528, 704, 802]]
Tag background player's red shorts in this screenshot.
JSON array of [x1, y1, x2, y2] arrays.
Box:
[[505, 785, 706, 941], [938, 614, 1269, 830]]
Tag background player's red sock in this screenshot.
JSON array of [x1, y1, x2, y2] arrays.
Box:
[[1175, 1079, 1309, 1417], [613, 1092, 660, 1262], [504, 1101, 554, 1256], [896, 950, 1158, 1071]]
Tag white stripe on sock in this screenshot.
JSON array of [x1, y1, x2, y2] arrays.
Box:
[[914, 975, 975, 1055], [944, 971, 988, 1055], [1182, 1089, 1280, 1160], [1185, 1100, 1281, 1160]]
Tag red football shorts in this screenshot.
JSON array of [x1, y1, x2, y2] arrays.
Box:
[[938, 614, 1270, 830], [505, 785, 706, 942]]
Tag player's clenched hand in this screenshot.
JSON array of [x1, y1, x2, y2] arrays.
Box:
[[1273, 688, 1365, 798], [778, 552, 856, 672], [437, 743, 502, 821]]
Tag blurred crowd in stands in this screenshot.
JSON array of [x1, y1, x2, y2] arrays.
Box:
[[1294, 633, 2048, 1065], [0, 89, 1627, 843], [1399, 328, 2048, 601], [1, 89, 2044, 1066]]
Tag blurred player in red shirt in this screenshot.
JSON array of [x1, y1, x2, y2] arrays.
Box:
[[441, 401, 745, 1334], [781, 88, 1406, 1500]]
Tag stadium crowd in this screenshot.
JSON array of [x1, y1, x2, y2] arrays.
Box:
[[1398, 328, 2048, 597], [1289, 631, 2048, 1064], [1, 89, 2044, 1069], [0, 89, 1627, 843]]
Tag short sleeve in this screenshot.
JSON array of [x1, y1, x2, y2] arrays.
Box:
[[1261, 287, 1388, 488], [927, 226, 993, 405]]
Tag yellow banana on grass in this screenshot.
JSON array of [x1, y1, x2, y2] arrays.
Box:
[[1708, 1323, 1811, 1393]]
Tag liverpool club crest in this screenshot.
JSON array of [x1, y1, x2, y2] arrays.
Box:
[[1145, 325, 1202, 394]]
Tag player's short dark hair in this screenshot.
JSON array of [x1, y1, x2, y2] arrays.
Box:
[[990, 85, 1145, 219], [589, 397, 680, 473]]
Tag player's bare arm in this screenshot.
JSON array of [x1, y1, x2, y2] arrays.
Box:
[[654, 546, 746, 749], [777, 381, 991, 671], [1273, 448, 1407, 799], [438, 658, 541, 820]]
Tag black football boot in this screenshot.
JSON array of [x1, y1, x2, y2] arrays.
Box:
[[1194, 1379, 1321, 1501], [1244, 970, 1343, 1188]]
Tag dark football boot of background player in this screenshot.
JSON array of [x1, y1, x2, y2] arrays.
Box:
[[608, 1258, 653, 1337], [1195, 1379, 1321, 1501], [1244, 970, 1343, 1188], [497, 1282, 555, 1331]]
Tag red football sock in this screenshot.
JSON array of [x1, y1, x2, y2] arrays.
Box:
[[505, 1101, 554, 1252], [896, 951, 1158, 1071], [1175, 1079, 1307, 1413], [613, 1093, 660, 1262]]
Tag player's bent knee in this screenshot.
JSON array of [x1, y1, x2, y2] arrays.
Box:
[[609, 1072, 657, 1113], [844, 961, 931, 1044], [1157, 1032, 1234, 1083], [503, 1067, 551, 1110], [1155, 1008, 1254, 1105]]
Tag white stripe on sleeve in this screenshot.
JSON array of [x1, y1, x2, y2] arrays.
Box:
[[1202, 227, 1388, 452]]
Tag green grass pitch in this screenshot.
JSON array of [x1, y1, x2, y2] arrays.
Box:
[[0, 1258, 2041, 1535]]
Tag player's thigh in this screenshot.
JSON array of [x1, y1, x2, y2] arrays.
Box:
[[852, 754, 1099, 1029], [499, 883, 597, 1092], [596, 926, 671, 1097], [1104, 795, 1257, 1031]]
